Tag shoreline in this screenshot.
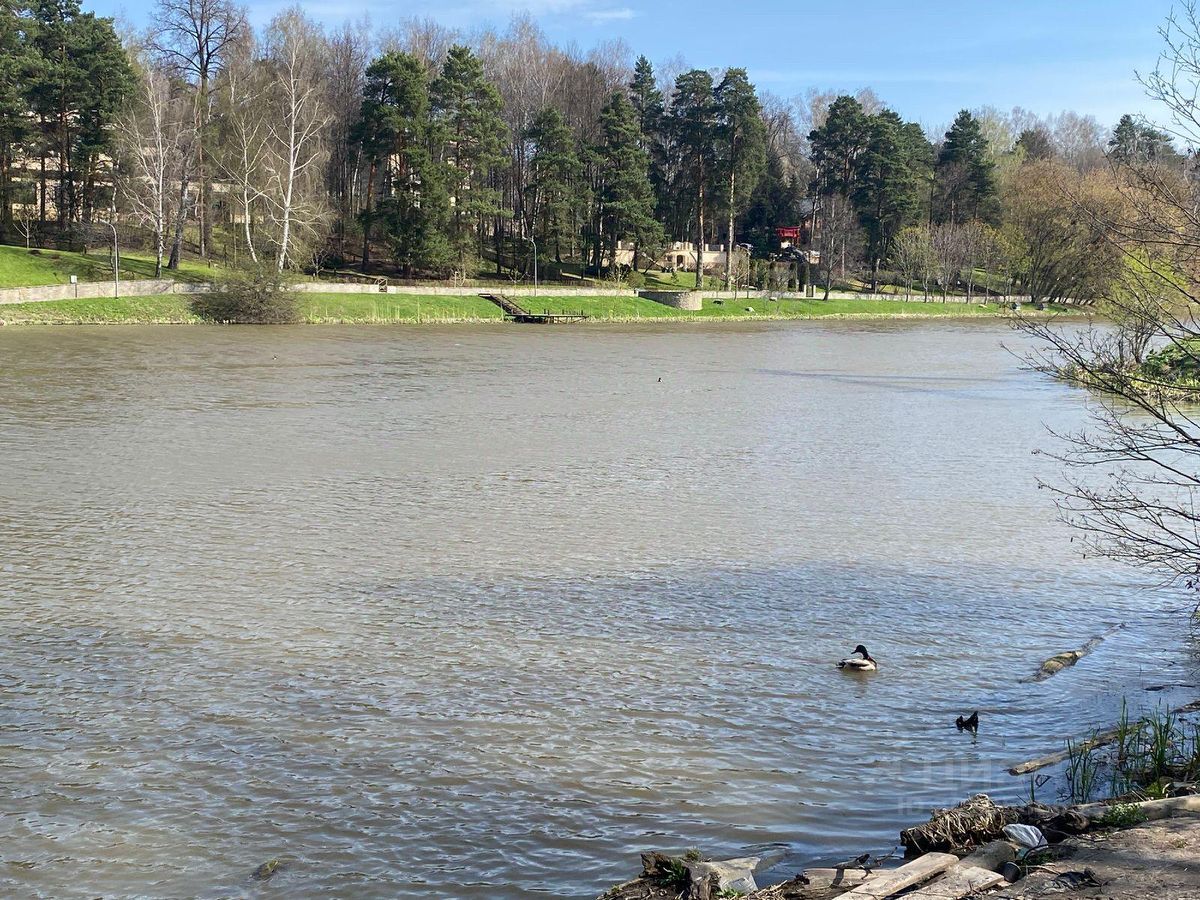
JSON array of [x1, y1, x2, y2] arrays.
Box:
[[0, 293, 1086, 327], [600, 794, 1200, 900]]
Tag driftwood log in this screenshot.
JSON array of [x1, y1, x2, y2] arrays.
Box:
[[1074, 795, 1200, 821]]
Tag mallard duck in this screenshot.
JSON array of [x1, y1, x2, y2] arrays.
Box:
[[837, 644, 877, 672]]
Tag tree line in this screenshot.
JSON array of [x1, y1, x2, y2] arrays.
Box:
[[0, 0, 1188, 298]]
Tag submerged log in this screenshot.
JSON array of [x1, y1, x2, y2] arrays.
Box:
[[1030, 624, 1124, 682], [1009, 697, 1200, 776]]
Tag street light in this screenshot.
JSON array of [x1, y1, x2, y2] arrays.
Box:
[[526, 234, 538, 297], [107, 221, 119, 299]]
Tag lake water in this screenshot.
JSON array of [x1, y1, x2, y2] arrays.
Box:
[[1, 320, 1196, 898]]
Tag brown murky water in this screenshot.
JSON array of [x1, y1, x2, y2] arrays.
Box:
[[0, 321, 1195, 898]]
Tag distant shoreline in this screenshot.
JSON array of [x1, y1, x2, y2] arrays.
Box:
[[0, 294, 1085, 327]]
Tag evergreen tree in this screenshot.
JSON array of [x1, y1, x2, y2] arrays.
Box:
[[808, 95, 870, 196], [356, 52, 450, 276], [526, 107, 583, 264], [715, 68, 766, 287], [935, 109, 998, 224], [431, 45, 508, 270], [1016, 127, 1056, 162], [670, 69, 717, 287], [28, 0, 132, 227], [595, 91, 660, 272], [1109, 113, 1179, 163], [740, 148, 803, 253], [0, 0, 38, 234], [852, 110, 933, 290], [628, 55, 663, 149]]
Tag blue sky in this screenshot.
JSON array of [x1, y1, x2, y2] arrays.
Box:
[[92, 0, 1176, 133]]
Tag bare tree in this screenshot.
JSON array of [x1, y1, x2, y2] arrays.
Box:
[[152, 0, 248, 258], [261, 8, 330, 272], [213, 37, 267, 264], [324, 22, 371, 261], [814, 194, 862, 299], [120, 54, 197, 276], [930, 222, 964, 301], [892, 225, 934, 300], [1016, 2, 1200, 600]]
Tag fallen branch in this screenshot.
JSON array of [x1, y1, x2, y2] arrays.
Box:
[[1074, 795, 1200, 821], [1008, 697, 1200, 775]]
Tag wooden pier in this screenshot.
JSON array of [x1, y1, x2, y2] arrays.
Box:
[[478, 292, 588, 324]]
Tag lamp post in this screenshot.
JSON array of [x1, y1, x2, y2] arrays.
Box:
[[107, 221, 119, 299], [527, 235, 538, 297]]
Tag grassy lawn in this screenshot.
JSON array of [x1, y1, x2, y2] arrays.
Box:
[[0, 243, 215, 288], [525, 294, 1030, 319], [301, 293, 505, 322], [638, 270, 725, 290], [0, 294, 199, 324]]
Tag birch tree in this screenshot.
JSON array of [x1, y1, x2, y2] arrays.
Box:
[[119, 56, 196, 276], [261, 9, 329, 272], [214, 38, 268, 263]]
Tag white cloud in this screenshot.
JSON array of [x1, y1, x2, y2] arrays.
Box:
[[584, 6, 636, 22]]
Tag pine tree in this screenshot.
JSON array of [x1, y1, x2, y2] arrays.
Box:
[[356, 52, 451, 277], [1016, 127, 1055, 162], [595, 91, 660, 272], [808, 95, 870, 196], [715, 68, 766, 288], [628, 55, 663, 149], [853, 110, 933, 290], [28, 0, 132, 227], [0, 0, 38, 235], [1108, 113, 1179, 163], [670, 69, 717, 288], [431, 45, 508, 271], [935, 110, 998, 224], [526, 107, 583, 265]]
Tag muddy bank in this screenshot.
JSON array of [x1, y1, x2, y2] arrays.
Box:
[[599, 795, 1200, 900]]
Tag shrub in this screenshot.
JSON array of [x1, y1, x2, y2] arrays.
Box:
[[192, 266, 300, 324], [625, 270, 646, 289]]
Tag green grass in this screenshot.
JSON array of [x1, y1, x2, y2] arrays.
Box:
[[301, 293, 505, 322], [0, 243, 215, 288], [0, 291, 1064, 326], [0, 294, 199, 324], [638, 270, 724, 290]]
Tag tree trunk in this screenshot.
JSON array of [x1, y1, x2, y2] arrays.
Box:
[[360, 159, 375, 272], [198, 72, 211, 258], [168, 170, 190, 270], [724, 144, 736, 290], [38, 145, 46, 232], [695, 154, 705, 290]]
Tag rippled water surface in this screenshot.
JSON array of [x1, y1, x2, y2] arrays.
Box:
[[1, 321, 1196, 898]]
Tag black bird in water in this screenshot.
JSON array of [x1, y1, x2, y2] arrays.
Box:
[[956, 711, 980, 733]]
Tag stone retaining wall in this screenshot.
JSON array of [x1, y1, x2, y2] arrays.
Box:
[[0, 279, 212, 305], [636, 289, 703, 311], [294, 283, 638, 297]]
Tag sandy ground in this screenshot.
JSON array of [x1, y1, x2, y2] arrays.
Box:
[[989, 817, 1200, 900]]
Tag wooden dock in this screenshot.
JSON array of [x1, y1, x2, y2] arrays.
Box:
[[478, 292, 588, 324]]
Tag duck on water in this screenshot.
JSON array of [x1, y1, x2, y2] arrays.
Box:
[[837, 644, 877, 672]]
